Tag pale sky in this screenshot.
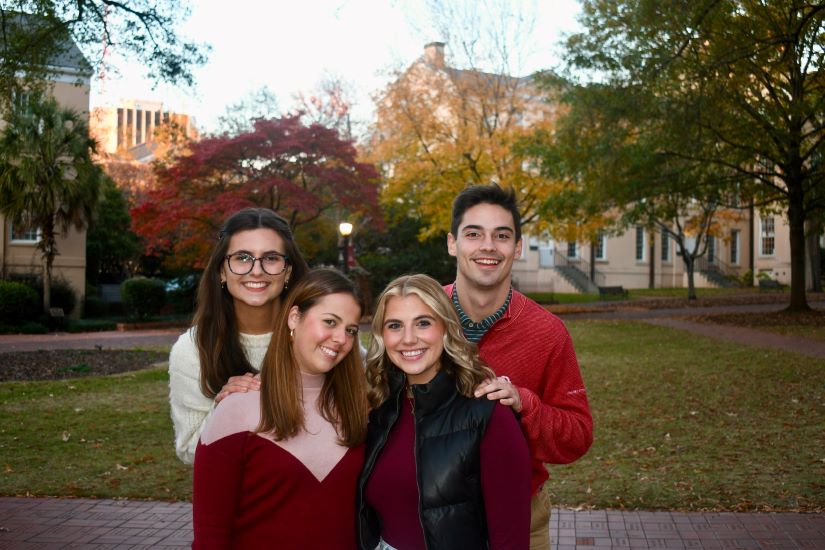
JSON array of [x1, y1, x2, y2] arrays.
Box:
[[89, 0, 582, 135]]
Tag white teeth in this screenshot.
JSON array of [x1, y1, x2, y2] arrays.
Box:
[[475, 259, 500, 265], [244, 282, 267, 288], [320, 346, 338, 358], [401, 350, 424, 358]]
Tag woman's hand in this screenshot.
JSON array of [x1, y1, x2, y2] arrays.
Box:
[[215, 373, 261, 404], [474, 376, 522, 412]]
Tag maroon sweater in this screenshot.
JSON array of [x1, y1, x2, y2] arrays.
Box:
[[364, 398, 531, 549], [192, 373, 364, 549], [445, 284, 593, 494]]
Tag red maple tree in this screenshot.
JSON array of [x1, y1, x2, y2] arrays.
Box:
[[131, 115, 381, 269]]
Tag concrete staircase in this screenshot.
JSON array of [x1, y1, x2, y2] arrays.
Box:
[[554, 265, 599, 294]]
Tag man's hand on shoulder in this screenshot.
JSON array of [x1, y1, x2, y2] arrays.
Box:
[[474, 376, 522, 413]]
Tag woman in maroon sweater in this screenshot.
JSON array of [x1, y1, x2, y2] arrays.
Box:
[[193, 268, 368, 549], [357, 274, 531, 550]]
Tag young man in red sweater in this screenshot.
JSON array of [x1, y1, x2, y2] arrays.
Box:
[[446, 184, 593, 550]]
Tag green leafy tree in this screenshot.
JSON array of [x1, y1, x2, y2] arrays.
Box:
[[0, 3, 208, 113], [0, 94, 104, 312], [527, 77, 747, 299], [86, 176, 140, 284], [553, 0, 825, 311]]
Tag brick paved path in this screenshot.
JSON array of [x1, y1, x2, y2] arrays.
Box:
[[0, 329, 181, 353], [1, 497, 824, 549]]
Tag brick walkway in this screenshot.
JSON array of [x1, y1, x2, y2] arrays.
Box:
[[1, 497, 823, 549]]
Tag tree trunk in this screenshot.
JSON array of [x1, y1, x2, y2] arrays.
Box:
[[786, 192, 810, 311], [43, 257, 52, 314], [684, 255, 697, 300], [806, 220, 822, 293]]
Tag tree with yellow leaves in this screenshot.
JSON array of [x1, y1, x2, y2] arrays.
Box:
[[368, 38, 562, 240]]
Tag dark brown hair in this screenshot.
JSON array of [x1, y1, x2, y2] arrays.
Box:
[[258, 267, 368, 447], [451, 184, 522, 242], [194, 207, 309, 398]]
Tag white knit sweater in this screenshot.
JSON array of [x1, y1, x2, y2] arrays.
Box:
[[168, 327, 272, 464]]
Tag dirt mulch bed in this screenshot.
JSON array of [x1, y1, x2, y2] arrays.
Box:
[[0, 350, 167, 382]]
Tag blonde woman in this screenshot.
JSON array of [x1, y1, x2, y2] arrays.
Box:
[[357, 274, 531, 550]]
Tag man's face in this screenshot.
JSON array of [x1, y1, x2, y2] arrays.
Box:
[[447, 203, 522, 292]]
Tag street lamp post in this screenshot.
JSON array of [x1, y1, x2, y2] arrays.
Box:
[[338, 221, 353, 274]]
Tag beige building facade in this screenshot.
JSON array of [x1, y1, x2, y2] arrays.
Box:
[[392, 45, 821, 295], [0, 37, 93, 317]]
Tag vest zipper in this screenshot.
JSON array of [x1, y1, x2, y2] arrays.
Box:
[[410, 393, 429, 550]]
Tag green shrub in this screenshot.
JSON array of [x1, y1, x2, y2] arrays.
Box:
[[48, 278, 77, 315], [66, 318, 117, 333], [0, 321, 49, 334], [83, 294, 107, 318], [121, 277, 166, 320], [8, 274, 77, 315], [0, 280, 40, 324]]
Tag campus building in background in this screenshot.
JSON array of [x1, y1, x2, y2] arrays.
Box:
[[0, 28, 93, 316], [388, 44, 822, 294], [90, 99, 198, 160]]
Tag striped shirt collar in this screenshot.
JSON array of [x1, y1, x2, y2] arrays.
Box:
[[450, 283, 512, 343]]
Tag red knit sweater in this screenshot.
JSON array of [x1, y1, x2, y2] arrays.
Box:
[[192, 374, 364, 549], [445, 284, 593, 494]]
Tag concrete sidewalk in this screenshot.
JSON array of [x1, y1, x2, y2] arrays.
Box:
[[1, 497, 824, 549], [0, 328, 181, 353]]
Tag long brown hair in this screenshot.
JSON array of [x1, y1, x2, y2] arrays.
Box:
[[258, 267, 368, 447], [365, 273, 495, 408], [194, 208, 309, 398]]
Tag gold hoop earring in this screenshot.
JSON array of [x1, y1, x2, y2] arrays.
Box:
[[289, 328, 294, 340]]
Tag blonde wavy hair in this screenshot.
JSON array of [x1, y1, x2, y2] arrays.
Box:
[[365, 274, 495, 408]]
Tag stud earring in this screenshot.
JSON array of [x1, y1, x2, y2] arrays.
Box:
[[220, 280, 226, 289]]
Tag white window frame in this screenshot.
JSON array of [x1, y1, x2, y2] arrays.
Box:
[[9, 223, 40, 243], [730, 229, 740, 265], [635, 225, 646, 262], [760, 217, 775, 257], [566, 241, 577, 259], [660, 229, 671, 262], [595, 230, 607, 261]]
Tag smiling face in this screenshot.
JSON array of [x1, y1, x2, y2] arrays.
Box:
[[221, 228, 292, 317], [447, 202, 522, 294], [288, 292, 361, 376], [382, 294, 445, 386]]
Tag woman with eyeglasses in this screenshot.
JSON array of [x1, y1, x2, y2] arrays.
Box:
[[169, 207, 309, 464]]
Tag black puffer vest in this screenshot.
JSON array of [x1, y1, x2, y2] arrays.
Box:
[[357, 367, 497, 550]]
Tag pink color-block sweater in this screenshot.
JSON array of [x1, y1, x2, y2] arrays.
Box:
[[192, 372, 364, 549]]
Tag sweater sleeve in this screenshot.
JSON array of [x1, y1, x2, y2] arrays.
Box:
[[168, 329, 215, 465], [516, 326, 593, 466], [481, 404, 531, 550], [192, 433, 246, 548]]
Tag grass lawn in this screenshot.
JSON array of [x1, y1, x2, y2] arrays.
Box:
[[1, 319, 823, 511], [553, 320, 825, 512], [0, 367, 192, 500]]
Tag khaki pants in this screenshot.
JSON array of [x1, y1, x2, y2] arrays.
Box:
[[529, 485, 551, 550]]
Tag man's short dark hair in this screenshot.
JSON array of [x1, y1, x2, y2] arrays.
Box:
[[451, 184, 522, 242]]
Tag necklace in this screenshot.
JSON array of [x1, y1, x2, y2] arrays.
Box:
[[405, 385, 414, 414]]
